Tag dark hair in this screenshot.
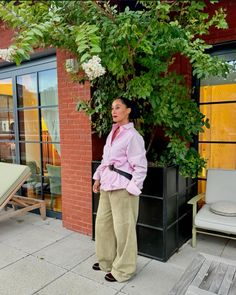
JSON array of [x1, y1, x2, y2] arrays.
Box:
[[116, 97, 139, 120]]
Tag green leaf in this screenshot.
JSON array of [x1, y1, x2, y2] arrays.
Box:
[[31, 28, 44, 37], [80, 52, 91, 62]]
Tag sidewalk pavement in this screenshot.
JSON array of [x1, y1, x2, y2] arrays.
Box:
[[0, 213, 235, 295]]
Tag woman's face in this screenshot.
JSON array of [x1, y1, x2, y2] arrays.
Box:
[[111, 99, 131, 125]]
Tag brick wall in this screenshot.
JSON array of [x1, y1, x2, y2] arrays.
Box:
[[56, 50, 92, 235], [0, 22, 14, 47]]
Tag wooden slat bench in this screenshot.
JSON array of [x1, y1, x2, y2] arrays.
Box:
[[169, 253, 236, 295]]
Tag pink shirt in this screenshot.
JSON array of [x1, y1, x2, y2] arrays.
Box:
[[93, 122, 147, 196]]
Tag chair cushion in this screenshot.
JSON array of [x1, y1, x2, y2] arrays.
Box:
[[195, 204, 236, 234], [0, 163, 31, 207], [210, 201, 236, 217]]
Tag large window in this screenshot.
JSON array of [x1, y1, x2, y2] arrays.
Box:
[[0, 57, 61, 215], [198, 49, 236, 192]]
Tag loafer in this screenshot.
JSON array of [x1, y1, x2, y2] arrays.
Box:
[[105, 272, 117, 282], [92, 262, 101, 271]]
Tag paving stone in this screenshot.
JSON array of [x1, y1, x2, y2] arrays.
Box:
[[0, 255, 65, 295]]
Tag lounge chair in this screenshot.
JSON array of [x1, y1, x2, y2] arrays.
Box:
[[0, 162, 46, 221], [188, 168, 236, 247]]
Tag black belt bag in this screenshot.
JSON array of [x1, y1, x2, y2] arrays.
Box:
[[108, 164, 132, 180]]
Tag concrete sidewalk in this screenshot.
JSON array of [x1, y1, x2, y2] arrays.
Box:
[[0, 213, 235, 295]]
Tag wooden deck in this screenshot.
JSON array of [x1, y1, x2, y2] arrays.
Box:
[[169, 253, 236, 295]]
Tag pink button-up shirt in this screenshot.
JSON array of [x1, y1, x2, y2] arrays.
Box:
[[93, 122, 147, 196]]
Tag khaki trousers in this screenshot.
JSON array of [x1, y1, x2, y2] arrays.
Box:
[[95, 189, 139, 282]]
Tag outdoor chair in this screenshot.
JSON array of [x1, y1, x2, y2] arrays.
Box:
[[46, 164, 61, 210], [0, 162, 46, 221], [188, 168, 236, 247]]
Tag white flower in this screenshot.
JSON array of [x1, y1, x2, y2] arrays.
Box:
[[0, 48, 15, 62], [81, 55, 106, 80]]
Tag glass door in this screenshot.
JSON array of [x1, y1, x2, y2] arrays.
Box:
[[0, 57, 61, 216], [198, 49, 236, 192]]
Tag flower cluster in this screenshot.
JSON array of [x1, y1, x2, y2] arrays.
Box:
[[0, 48, 15, 62], [81, 55, 106, 80]]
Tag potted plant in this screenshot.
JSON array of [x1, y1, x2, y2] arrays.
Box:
[[0, 0, 229, 261]]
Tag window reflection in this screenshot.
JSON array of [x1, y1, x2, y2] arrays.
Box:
[[20, 142, 41, 170], [199, 143, 236, 170], [17, 73, 37, 107], [18, 109, 39, 141], [198, 180, 206, 194], [0, 111, 14, 136], [0, 78, 15, 163], [0, 142, 15, 163], [0, 78, 13, 110], [199, 104, 236, 142], [200, 84, 236, 102], [41, 108, 60, 142], [42, 142, 60, 171], [0, 78, 14, 136], [45, 163, 61, 212], [39, 69, 58, 106], [20, 142, 42, 199]]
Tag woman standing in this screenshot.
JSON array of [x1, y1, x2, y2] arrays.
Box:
[[92, 97, 147, 282]]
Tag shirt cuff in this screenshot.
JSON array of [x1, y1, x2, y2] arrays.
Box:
[[93, 171, 100, 181], [126, 180, 141, 196]]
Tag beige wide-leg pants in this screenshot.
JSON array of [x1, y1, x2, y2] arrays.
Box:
[[95, 189, 139, 282]]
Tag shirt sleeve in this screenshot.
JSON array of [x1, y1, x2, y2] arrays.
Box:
[[93, 159, 105, 181], [126, 133, 147, 196], [93, 132, 111, 181]]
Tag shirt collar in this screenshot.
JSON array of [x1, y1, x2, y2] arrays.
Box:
[[112, 122, 134, 131]]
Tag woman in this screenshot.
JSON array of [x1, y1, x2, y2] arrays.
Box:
[[92, 97, 147, 282]]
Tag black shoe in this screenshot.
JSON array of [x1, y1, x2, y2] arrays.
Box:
[[105, 272, 117, 282], [92, 263, 101, 271]]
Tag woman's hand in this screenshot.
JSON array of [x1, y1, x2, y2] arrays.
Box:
[[93, 180, 100, 193]]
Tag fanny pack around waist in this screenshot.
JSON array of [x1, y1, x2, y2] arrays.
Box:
[[108, 164, 132, 180]]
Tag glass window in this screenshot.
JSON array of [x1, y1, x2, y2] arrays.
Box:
[[0, 78, 15, 163], [0, 142, 15, 163], [39, 69, 58, 106], [199, 143, 236, 170], [199, 104, 236, 142], [0, 59, 61, 214], [0, 78, 13, 110], [200, 84, 236, 103], [41, 108, 60, 142], [0, 111, 14, 136], [20, 142, 41, 171], [18, 109, 40, 141], [44, 163, 61, 212], [42, 142, 61, 170], [17, 73, 37, 107], [198, 179, 206, 194], [0, 78, 14, 137], [199, 49, 236, 195]]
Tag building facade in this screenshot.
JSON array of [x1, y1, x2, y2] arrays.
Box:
[[0, 0, 236, 237], [0, 23, 92, 235]]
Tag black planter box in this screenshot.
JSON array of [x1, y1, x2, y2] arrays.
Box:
[[92, 161, 197, 262]]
